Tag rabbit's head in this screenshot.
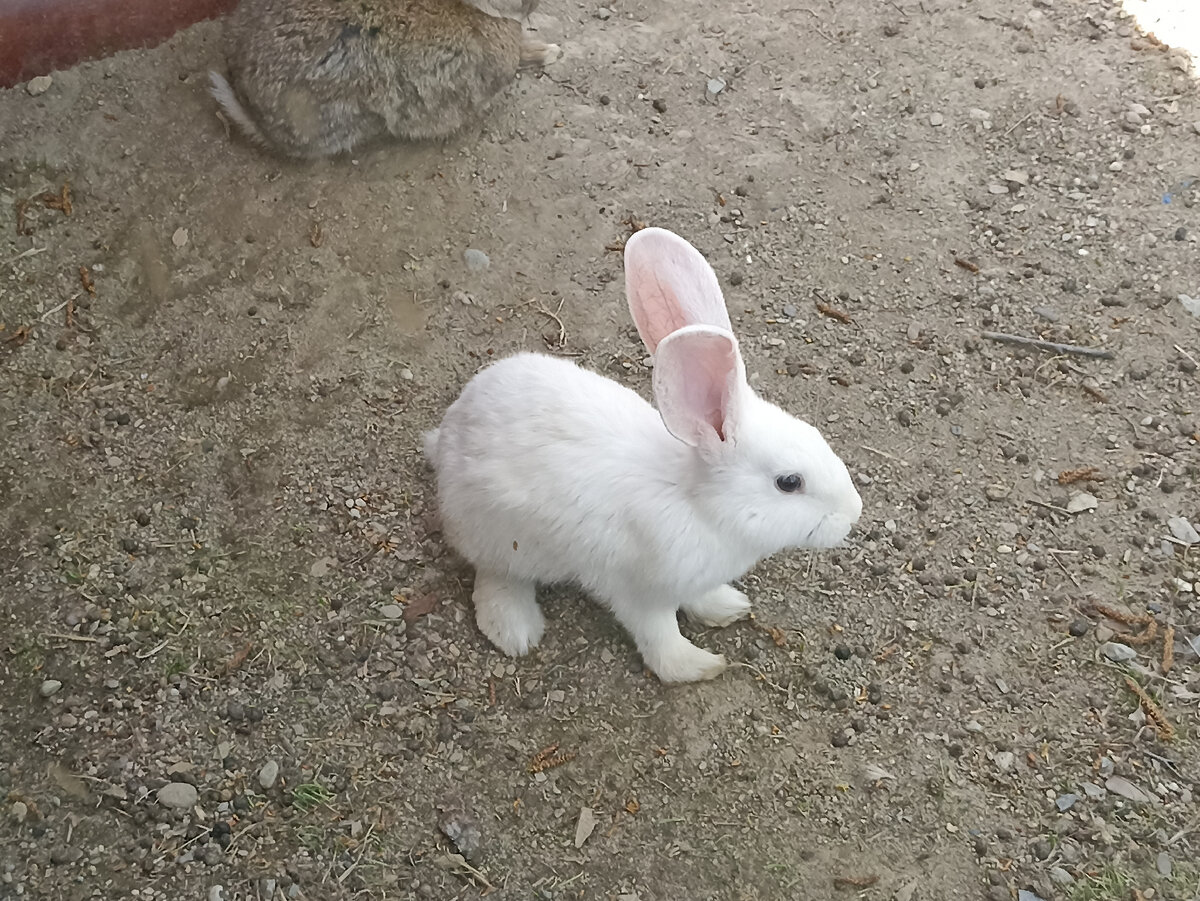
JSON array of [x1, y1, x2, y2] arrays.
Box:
[[625, 228, 863, 554]]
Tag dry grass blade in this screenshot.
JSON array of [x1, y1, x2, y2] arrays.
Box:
[[528, 743, 576, 773], [40, 182, 72, 215], [1124, 675, 1174, 741], [1058, 466, 1103, 485], [1088, 603, 1158, 645], [1161, 625, 1174, 674]]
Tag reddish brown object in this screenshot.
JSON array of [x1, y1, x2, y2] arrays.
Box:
[[0, 0, 238, 89]]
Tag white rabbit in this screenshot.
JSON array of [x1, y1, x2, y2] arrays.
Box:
[[424, 228, 862, 683]]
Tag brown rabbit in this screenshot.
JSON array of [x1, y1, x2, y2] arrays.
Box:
[[209, 0, 560, 158]]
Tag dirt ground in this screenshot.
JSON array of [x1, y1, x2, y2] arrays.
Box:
[[2, 0, 1199, 898]]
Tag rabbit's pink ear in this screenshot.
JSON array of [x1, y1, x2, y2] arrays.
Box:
[[653, 325, 745, 450], [624, 228, 732, 354]]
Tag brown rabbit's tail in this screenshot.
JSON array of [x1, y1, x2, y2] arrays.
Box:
[[209, 71, 268, 147]]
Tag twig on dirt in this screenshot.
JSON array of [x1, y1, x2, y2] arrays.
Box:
[[1142, 750, 1184, 780], [1046, 550, 1081, 587], [732, 661, 792, 695], [981, 331, 1115, 360], [1162, 625, 1175, 674], [1124, 675, 1174, 741], [953, 257, 979, 274], [445, 854, 495, 891], [1029, 499, 1071, 517], [3, 245, 48, 267], [535, 299, 567, 348], [335, 823, 375, 884], [135, 640, 170, 660], [1002, 111, 1035, 137], [815, 298, 853, 324], [1174, 344, 1198, 370], [39, 294, 79, 322], [862, 444, 907, 465], [1081, 384, 1109, 403]]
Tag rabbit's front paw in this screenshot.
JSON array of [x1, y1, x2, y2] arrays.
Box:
[[649, 639, 728, 683], [683, 585, 751, 628], [519, 40, 561, 69], [472, 572, 544, 656]]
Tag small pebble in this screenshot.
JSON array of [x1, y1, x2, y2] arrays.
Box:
[[1050, 866, 1075, 885], [26, 75, 53, 96], [463, 249, 490, 272], [1067, 618, 1089, 637], [1156, 851, 1172, 877], [439, 807, 483, 862], [258, 760, 280, 790], [1100, 642, 1137, 663], [40, 679, 63, 698], [157, 782, 199, 809]]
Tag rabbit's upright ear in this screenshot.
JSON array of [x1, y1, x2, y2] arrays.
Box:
[[652, 325, 746, 451], [624, 228, 732, 354]]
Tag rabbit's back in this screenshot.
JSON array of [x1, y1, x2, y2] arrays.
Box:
[[430, 354, 702, 591], [222, 0, 526, 157]]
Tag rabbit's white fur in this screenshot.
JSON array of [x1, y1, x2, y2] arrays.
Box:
[[425, 228, 862, 682]]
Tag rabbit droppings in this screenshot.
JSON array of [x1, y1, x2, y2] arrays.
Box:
[[209, 0, 560, 158], [425, 229, 863, 683]]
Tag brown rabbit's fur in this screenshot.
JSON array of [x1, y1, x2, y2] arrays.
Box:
[[210, 0, 558, 158]]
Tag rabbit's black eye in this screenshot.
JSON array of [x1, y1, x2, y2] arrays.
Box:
[[775, 473, 804, 494]]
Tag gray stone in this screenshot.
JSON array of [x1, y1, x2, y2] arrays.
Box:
[[439, 807, 483, 862], [1049, 867, 1074, 885], [40, 679, 62, 698], [1066, 492, 1098, 514], [463, 249, 490, 272], [157, 782, 198, 809], [1156, 851, 1172, 877], [1054, 793, 1078, 812], [1105, 775, 1150, 803], [26, 75, 52, 96], [258, 760, 280, 790], [1167, 516, 1199, 545], [1100, 642, 1137, 663]]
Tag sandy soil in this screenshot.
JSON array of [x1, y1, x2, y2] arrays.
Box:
[[1, 0, 1198, 899]]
